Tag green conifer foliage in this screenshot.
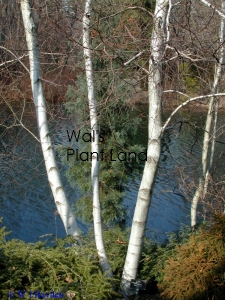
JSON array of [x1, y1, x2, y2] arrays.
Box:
[[62, 79, 144, 225], [3, 215, 225, 300], [0, 218, 140, 299], [57, 0, 157, 226], [61, 58, 144, 225], [0, 223, 118, 299]]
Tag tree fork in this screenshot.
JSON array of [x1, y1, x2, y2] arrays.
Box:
[[120, 0, 169, 296]]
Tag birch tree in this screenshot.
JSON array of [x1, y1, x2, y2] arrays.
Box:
[[120, 0, 169, 295], [191, 0, 225, 227], [20, 0, 82, 245], [82, 0, 112, 277]]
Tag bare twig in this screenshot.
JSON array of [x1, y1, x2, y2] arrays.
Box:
[[161, 91, 225, 135], [0, 54, 27, 67], [96, 6, 153, 23], [0, 46, 29, 73], [124, 51, 146, 66], [3, 98, 40, 143], [200, 0, 225, 19]]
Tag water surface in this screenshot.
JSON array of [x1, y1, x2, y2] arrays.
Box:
[[0, 103, 224, 243]]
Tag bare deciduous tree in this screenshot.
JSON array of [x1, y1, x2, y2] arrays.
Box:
[[20, 0, 82, 245], [120, 0, 169, 296], [191, 0, 225, 227], [83, 0, 112, 277]]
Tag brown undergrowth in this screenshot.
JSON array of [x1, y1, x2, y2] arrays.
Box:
[[158, 213, 225, 300], [0, 65, 83, 104]]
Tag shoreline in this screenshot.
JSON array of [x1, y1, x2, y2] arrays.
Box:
[[2, 84, 225, 112], [126, 90, 225, 111]]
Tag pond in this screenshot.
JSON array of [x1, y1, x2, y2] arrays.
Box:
[[0, 102, 224, 243]]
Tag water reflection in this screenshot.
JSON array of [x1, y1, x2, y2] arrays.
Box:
[[0, 103, 85, 242], [0, 102, 224, 243], [124, 108, 204, 242]]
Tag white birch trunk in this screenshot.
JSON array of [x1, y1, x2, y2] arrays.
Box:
[[120, 0, 169, 295], [20, 0, 82, 245], [191, 0, 225, 227], [202, 98, 219, 199], [83, 0, 112, 277]]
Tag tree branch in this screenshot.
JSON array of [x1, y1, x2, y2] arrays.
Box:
[[166, 45, 214, 62], [0, 46, 29, 73], [0, 54, 28, 67], [3, 98, 40, 143], [200, 0, 225, 19], [97, 6, 154, 23], [161, 91, 225, 135], [124, 51, 146, 66]]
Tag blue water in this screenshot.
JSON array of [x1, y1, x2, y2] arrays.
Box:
[[0, 103, 223, 243]]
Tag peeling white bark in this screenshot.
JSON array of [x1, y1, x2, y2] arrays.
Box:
[[120, 0, 169, 295], [191, 0, 225, 227], [20, 0, 81, 245], [83, 0, 112, 277]]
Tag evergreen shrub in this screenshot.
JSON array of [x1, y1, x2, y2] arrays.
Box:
[[139, 225, 193, 290], [62, 67, 144, 226], [4, 215, 225, 300], [0, 221, 119, 300]]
